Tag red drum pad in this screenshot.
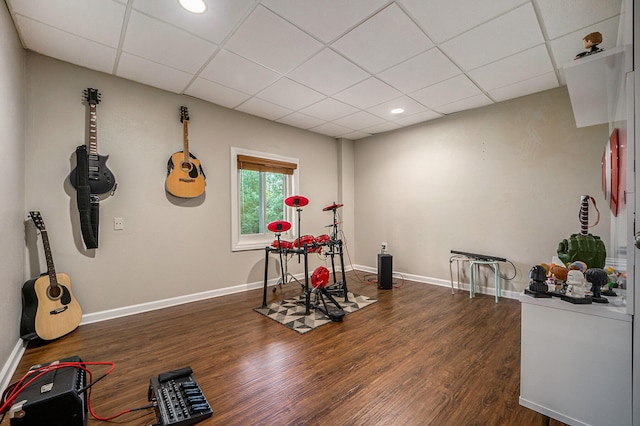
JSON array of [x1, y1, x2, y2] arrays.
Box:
[[267, 220, 291, 233], [311, 266, 330, 288], [271, 240, 293, 250]]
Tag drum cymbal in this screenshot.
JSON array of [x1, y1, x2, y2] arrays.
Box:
[[285, 195, 309, 207], [323, 202, 344, 211], [267, 220, 291, 233]]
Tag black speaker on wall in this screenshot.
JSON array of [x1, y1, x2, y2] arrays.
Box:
[[378, 253, 393, 289]]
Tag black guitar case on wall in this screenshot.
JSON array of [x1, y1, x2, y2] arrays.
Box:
[[75, 145, 99, 249]]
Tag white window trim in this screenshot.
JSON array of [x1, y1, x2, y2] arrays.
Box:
[[231, 147, 299, 251]]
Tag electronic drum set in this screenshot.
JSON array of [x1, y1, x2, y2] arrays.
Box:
[[261, 195, 349, 321]]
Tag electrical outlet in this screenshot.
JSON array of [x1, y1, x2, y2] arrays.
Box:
[[114, 217, 124, 230]]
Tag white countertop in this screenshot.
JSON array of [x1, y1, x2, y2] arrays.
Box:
[[519, 291, 631, 322]]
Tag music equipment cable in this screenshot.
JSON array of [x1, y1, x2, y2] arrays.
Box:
[[0, 360, 155, 423]]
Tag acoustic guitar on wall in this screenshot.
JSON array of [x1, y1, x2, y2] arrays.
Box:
[[166, 106, 206, 198], [69, 88, 117, 195], [20, 211, 82, 341]]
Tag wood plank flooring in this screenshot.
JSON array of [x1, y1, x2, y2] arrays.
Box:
[[3, 271, 564, 425]]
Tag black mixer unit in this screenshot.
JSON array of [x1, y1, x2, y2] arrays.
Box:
[[148, 366, 213, 426]]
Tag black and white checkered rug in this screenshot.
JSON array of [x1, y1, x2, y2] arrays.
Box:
[[254, 292, 377, 334]]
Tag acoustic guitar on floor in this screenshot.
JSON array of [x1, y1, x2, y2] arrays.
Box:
[[20, 211, 82, 341], [166, 106, 206, 198]]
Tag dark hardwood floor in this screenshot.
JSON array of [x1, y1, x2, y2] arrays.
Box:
[[3, 271, 564, 425]]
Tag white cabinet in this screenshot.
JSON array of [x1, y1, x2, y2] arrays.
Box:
[[564, 46, 629, 128], [519, 295, 632, 425]]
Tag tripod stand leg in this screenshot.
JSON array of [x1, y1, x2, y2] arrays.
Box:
[[304, 246, 311, 316], [339, 241, 349, 302], [317, 287, 345, 322]]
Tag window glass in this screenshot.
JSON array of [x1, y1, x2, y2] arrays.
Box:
[[231, 147, 298, 251]]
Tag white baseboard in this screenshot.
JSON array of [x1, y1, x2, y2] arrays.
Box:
[[352, 264, 520, 300], [81, 279, 269, 325], [0, 339, 27, 392]]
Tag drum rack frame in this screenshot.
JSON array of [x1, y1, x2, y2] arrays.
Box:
[[261, 239, 349, 315]]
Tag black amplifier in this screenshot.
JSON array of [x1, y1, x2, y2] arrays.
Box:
[[9, 355, 87, 426]]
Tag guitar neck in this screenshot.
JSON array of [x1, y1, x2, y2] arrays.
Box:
[[182, 119, 190, 163], [40, 229, 58, 286], [88, 103, 98, 157]]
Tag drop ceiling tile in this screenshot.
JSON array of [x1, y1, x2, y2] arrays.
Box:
[[362, 121, 402, 134], [123, 11, 216, 74], [339, 130, 372, 140], [6, 0, 622, 136], [15, 16, 117, 74], [262, 0, 389, 43], [309, 122, 354, 137], [333, 77, 402, 109], [440, 3, 543, 71], [117, 53, 194, 93], [333, 111, 385, 130], [9, 0, 125, 47], [256, 78, 325, 111], [537, 0, 622, 39], [434, 94, 493, 114], [331, 3, 433, 74], [235, 97, 292, 121], [393, 110, 442, 126], [377, 48, 461, 93], [399, 0, 525, 43], [548, 16, 620, 69], [132, 0, 256, 44], [469, 44, 554, 91], [367, 96, 428, 120], [288, 49, 370, 96], [300, 98, 359, 121], [199, 49, 280, 95], [276, 112, 327, 129], [224, 5, 323, 74], [410, 75, 482, 108], [185, 78, 251, 109], [489, 72, 558, 102]]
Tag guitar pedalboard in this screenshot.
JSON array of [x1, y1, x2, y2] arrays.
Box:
[[148, 366, 213, 426]]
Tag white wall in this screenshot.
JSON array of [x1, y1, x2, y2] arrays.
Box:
[[353, 87, 610, 293], [23, 53, 344, 314], [337, 138, 356, 262], [0, 1, 26, 378]]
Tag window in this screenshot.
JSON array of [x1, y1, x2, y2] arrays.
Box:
[[231, 147, 298, 251]]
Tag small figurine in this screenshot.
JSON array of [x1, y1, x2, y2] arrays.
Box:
[[566, 270, 586, 298], [585, 268, 609, 303], [549, 264, 569, 292], [528, 265, 548, 293], [575, 32, 603, 59]]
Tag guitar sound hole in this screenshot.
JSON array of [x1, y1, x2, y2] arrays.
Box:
[[48, 286, 62, 300], [180, 162, 193, 172]]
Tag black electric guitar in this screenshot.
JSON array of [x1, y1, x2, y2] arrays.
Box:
[[166, 106, 206, 198], [70, 88, 116, 195], [20, 211, 82, 341]]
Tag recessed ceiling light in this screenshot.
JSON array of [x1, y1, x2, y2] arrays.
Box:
[[391, 108, 405, 114], [178, 0, 207, 13]]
